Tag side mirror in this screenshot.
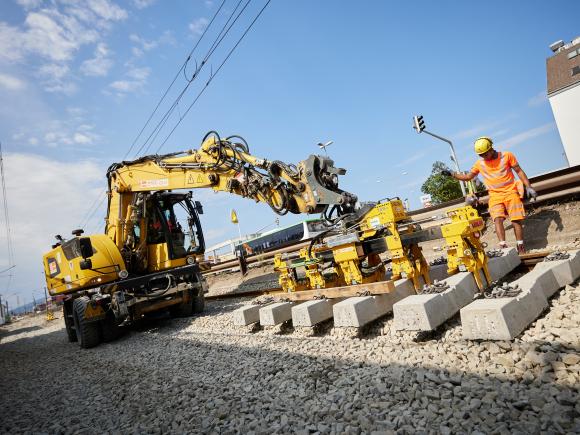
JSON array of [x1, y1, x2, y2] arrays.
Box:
[[79, 258, 93, 270], [79, 237, 94, 259], [195, 201, 204, 215]]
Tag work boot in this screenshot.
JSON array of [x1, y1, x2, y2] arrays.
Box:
[[517, 242, 526, 255]]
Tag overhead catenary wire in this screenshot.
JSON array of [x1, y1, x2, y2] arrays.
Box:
[[155, 0, 272, 154], [0, 142, 15, 268], [78, 1, 229, 230], [129, 0, 232, 159], [137, 0, 252, 157], [0, 142, 15, 295], [82, 0, 272, 233]]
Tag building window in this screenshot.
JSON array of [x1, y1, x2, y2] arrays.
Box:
[[567, 49, 578, 59], [572, 66, 580, 76]]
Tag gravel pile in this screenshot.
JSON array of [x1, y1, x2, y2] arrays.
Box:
[[1, 282, 579, 434]]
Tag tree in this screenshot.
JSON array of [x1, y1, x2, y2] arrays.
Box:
[[421, 161, 463, 204]]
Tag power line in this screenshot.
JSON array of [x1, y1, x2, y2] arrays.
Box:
[[136, 0, 250, 157], [155, 0, 272, 153], [0, 142, 15, 268], [124, 0, 228, 161], [78, 1, 228, 229]]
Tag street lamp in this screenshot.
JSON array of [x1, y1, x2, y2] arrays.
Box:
[[412, 115, 467, 196], [317, 140, 333, 155]]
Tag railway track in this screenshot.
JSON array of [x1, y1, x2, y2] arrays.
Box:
[[205, 250, 557, 301], [201, 164, 580, 276]]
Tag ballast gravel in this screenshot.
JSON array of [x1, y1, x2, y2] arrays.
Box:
[[1, 283, 579, 434]]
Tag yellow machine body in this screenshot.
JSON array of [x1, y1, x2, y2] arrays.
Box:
[[441, 206, 490, 290], [43, 234, 126, 296], [359, 200, 430, 289]]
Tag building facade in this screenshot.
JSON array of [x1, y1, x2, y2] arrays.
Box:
[[547, 37, 580, 166]]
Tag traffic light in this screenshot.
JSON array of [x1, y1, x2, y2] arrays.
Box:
[[413, 115, 425, 133]]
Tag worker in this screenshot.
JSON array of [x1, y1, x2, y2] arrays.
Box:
[[441, 137, 537, 253]]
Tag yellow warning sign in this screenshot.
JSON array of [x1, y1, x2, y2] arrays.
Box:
[[186, 174, 206, 185]]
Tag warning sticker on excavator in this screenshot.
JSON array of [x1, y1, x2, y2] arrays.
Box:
[[187, 174, 204, 184], [140, 178, 169, 188]]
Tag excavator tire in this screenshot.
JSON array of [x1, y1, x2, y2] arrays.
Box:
[[63, 300, 77, 342], [99, 309, 120, 343], [72, 296, 101, 349]]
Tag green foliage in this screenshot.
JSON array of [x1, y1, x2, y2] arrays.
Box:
[[421, 161, 463, 204]]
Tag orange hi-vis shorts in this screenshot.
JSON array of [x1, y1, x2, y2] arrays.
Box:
[[488, 192, 525, 221]]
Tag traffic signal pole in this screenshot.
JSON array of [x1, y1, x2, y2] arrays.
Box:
[[422, 129, 467, 196], [413, 115, 467, 196]]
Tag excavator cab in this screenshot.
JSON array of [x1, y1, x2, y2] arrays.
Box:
[[144, 192, 205, 272]]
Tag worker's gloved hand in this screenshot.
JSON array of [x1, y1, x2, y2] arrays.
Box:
[[440, 170, 453, 177], [526, 187, 538, 201]]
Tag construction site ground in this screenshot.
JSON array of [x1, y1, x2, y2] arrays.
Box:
[[1, 280, 579, 433], [1, 199, 579, 433]]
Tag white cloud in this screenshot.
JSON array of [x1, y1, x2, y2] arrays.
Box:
[[528, 91, 547, 107], [132, 0, 157, 9], [80, 42, 113, 76], [502, 123, 556, 149], [0, 0, 127, 93], [189, 17, 209, 36], [87, 0, 128, 21], [16, 0, 43, 9], [73, 132, 92, 144], [109, 67, 150, 95], [37, 63, 77, 93], [204, 1, 214, 8], [0, 152, 103, 298], [8, 111, 99, 149], [129, 31, 174, 58], [0, 73, 26, 90]]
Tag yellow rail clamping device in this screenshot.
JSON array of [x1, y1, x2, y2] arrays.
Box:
[[441, 206, 490, 291], [360, 199, 430, 290], [299, 248, 326, 289], [274, 253, 298, 292]]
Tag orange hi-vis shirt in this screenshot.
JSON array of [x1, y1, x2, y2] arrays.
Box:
[[470, 151, 519, 197]]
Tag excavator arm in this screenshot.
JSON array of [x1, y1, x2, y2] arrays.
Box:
[[105, 131, 357, 252]]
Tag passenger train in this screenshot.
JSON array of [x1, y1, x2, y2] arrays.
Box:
[[235, 219, 327, 256]]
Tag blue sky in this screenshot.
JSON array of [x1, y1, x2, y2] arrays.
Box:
[[0, 0, 577, 308]]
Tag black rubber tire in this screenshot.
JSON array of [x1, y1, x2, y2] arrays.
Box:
[[99, 309, 120, 343], [192, 292, 205, 314], [72, 296, 101, 349], [170, 290, 194, 317], [63, 300, 77, 342]]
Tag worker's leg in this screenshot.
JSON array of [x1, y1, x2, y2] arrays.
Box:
[[505, 193, 526, 253], [512, 220, 524, 241], [489, 197, 508, 247], [494, 217, 506, 244]]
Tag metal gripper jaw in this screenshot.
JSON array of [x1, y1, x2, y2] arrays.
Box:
[[299, 155, 358, 214]]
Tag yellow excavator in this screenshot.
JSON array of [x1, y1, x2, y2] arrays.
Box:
[[43, 131, 357, 348]]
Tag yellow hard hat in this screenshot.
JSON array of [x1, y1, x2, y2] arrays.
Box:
[[474, 136, 493, 155]]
